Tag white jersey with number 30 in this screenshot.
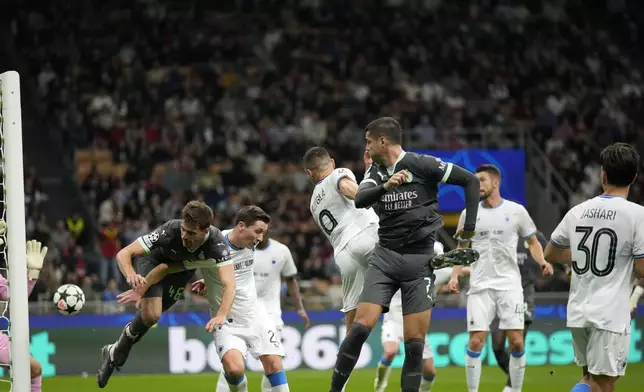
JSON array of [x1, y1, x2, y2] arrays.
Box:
[[310, 168, 379, 253], [550, 196, 644, 334]]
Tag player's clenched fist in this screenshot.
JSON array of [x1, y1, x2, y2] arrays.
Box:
[[383, 170, 408, 191]]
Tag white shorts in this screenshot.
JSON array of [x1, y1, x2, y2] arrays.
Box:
[[213, 312, 285, 360], [380, 319, 433, 359], [466, 288, 525, 331], [571, 327, 630, 377], [334, 225, 377, 313]]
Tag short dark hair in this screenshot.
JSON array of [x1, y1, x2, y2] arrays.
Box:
[[364, 117, 402, 145], [302, 147, 331, 170], [599, 142, 639, 187], [181, 201, 214, 229], [475, 164, 501, 179], [235, 205, 271, 227]]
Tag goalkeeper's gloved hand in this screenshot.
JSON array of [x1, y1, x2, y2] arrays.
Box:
[[26, 239, 48, 280]]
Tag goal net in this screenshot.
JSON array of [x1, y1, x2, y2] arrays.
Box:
[[0, 71, 32, 391]]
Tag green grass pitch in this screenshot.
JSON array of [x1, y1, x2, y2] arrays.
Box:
[[3, 364, 639, 391]]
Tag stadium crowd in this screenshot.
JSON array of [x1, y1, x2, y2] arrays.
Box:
[[7, 0, 644, 305]]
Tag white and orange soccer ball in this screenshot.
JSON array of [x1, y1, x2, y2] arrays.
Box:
[[53, 284, 86, 315]]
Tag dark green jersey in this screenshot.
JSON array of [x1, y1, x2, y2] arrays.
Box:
[[136, 219, 231, 270], [356, 151, 479, 250]]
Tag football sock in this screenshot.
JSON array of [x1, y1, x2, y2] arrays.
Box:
[[374, 356, 393, 390], [330, 322, 371, 391], [401, 339, 424, 392], [570, 383, 591, 392], [465, 349, 482, 392], [217, 371, 232, 392], [129, 311, 153, 338], [509, 351, 526, 392], [225, 373, 248, 392], [31, 375, 42, 392], [262, 374, 271, 392], [419, 374, 435, 391], [266, 370, 290, 391]]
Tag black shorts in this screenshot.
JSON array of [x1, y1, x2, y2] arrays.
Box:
[[523, 283, 536, 324], [136, 257, 195, 312], [359, 243, 435, 315]]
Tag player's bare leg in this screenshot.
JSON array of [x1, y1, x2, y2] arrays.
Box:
[[420, 357, 436, 392], [466, 330, 487, 392], [259, 354, 290, 391], [344, 309, 356, 333], [505, 329, 526, 392], [374, 341, 399, 392], [30, 357, 42, 392], [98, 297, 162, 388], [218, 350, 249, 392], [330, 302, 382, 392], [401, 310, 431, 392]]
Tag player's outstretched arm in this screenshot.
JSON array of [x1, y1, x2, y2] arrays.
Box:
[[0, 238, 47, 301], [205, 263, 236, 332], [442, 164, 479, 238], [525, 235, 554, 276], [354, 179, 387, 208], [116, 240, 147, 288]]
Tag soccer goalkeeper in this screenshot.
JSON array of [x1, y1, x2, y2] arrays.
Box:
[[0, 220, 48, 392]]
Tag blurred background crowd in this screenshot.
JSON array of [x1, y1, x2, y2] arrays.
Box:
[[2, 0, 643, 312]]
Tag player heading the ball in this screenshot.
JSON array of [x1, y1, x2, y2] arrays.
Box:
[[97, 201, 234, 388]]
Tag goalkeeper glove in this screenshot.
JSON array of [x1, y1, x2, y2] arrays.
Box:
[[26, 239, 47, 280]]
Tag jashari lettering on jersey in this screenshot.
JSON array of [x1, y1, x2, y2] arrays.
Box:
[[580, 207, 617, 221]]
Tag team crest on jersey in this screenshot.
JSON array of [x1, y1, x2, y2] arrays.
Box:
[[404, 169, 413, 183], [199, 251, 205, 260]]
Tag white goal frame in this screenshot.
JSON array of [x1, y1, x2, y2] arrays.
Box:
[[1, 70, 31, 391]]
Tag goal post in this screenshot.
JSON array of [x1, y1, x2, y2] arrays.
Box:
[[0, 70, 31, 391]]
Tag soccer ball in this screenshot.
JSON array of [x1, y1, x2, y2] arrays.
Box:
[[53, 284, 85, 315]]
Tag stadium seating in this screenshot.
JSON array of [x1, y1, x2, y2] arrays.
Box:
[[11, 0, 644, 301]]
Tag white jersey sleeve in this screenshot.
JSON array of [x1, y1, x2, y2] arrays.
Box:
[[556, 196, 644, 333], [201, 229, 259, 326], [550, 207, 576, 249], [516, 205, 537, 238], [310, 168, 379, 253]]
